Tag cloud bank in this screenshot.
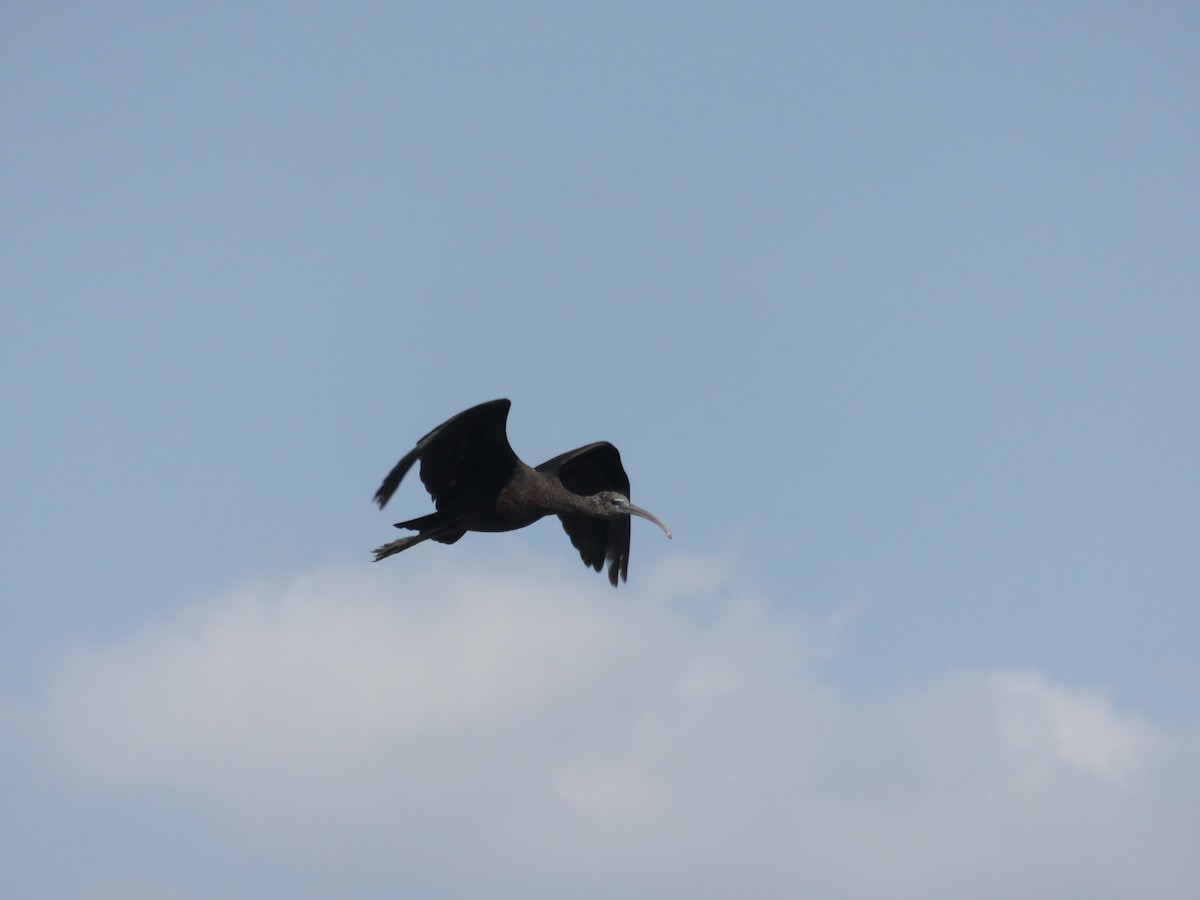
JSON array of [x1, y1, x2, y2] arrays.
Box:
[[45, 551, 1200, 899]]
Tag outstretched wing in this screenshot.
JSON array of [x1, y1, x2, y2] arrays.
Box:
[[373, 399, 519, 510], [537, 442, 632, 586], [538, 441, 631, 497]]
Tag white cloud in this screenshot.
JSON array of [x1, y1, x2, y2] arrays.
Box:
[[44, 550, 1200, 899]]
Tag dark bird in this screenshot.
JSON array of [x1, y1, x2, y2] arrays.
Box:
[[372, 399, 671, 586]]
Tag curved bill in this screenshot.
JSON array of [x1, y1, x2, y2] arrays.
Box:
[[616, 499, 673, 539]]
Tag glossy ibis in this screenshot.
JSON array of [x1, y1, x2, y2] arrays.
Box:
[[372, 399, 671, 585]]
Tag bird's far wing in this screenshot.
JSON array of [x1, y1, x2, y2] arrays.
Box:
[[537, 442, 632, 586], [558, 511, 631, 587], [373, 399, 518, 510], [535, 441, 631, 496]]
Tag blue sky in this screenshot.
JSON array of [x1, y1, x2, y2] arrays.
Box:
[[3, 3, 1198, 897]]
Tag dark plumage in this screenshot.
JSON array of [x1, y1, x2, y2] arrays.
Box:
[[372, 399, 671, 586]]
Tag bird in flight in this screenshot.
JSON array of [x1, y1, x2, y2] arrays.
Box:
[[372, 399, 671, 586]]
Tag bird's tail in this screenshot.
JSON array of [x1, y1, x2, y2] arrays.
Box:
[[392, 512, 442, 532]]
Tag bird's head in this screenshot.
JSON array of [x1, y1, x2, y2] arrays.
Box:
[[595, 491, 673, 539]]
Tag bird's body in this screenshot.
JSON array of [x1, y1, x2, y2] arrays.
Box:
[[372, 399, 671, 586]]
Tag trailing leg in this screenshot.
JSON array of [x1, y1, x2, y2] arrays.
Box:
[[372, 532, 434, 561]]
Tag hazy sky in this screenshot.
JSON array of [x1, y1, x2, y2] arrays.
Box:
[[3, 3, 1198, 898]]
